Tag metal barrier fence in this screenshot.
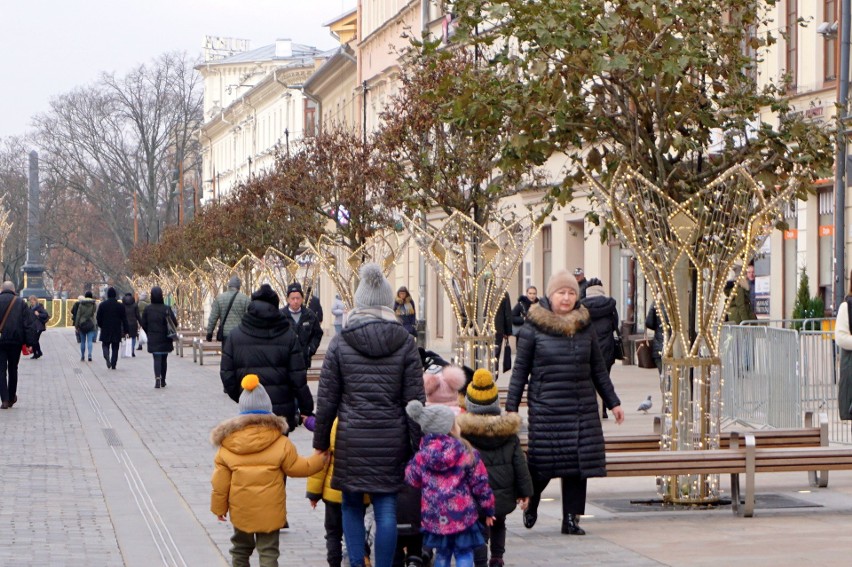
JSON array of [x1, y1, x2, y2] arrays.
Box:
[[720, 321, 852, 445]]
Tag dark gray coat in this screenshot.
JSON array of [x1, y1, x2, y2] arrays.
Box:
[[220, 300, 310, 431], [457, 411, 533, 517], [581, 292, 619, 369], [506, 301, 620, 479], [0, 290, 37, 347], [96, 298, 129, 344], [313, 313, 425, 493]]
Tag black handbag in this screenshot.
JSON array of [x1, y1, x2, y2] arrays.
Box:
[[613, 334, 625, 360], [502, 340, 512, 373], [165, 308, 179, 341]]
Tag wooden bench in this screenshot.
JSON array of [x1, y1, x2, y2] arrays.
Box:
[[607, 435, 852, 517], [176, 330, 205, 357], [497, 384, 526, 407], [192, 338, 221, 365]]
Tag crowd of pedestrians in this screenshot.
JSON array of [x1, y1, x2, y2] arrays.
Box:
[[29, 263, 628, 567]]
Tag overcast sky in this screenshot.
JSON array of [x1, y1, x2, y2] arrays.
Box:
[[0, 0, 354, 139]]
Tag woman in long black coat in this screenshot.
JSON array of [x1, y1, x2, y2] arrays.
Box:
[[506, 269, 624, 536], [140, 286, 177, 389]]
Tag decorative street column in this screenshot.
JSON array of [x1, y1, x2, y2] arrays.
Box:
[[22, 151, 50, 299], [407, 211, 540, 372], [588, 163, 798, 503]]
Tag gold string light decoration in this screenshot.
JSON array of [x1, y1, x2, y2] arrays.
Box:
[[586, 162, 799, 504]]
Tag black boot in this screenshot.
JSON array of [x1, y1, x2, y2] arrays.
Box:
[[561, 514, 586, 535], [155, 377, 161, 389], [161, 377, 166, 387], [523, 509, 537, 529]]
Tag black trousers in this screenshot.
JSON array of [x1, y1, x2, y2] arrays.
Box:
[[153, 353, 169, 381], [474, 514, 506, 566], [528, 470, 588, 520], [102, 341, 120, 368], [324, 502, 343, 567], [0, 344, 22, 403], [33, 331, 43, 356]]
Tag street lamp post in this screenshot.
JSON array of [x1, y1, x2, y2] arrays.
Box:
[[834, 0, 851, 312]]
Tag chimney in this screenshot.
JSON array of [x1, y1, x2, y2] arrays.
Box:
[[275, 39, 292, 58]]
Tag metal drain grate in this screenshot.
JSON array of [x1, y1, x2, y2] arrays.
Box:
[[102, 428, 123, 447]]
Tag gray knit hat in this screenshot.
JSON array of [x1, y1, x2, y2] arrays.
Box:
[[354, 263, 394, 309], [238, 375, 272, 414], [228, 275, 242, 290], [406, 399, 456, 435]]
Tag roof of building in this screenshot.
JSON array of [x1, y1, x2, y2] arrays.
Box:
[[213, 42, 323, 65]]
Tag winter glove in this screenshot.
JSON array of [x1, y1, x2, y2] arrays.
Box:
[[206, 333, 213, 342], [303, 415, 316, 432]]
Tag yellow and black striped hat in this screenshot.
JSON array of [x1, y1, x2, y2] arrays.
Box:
[[466, 369, 500, 415]]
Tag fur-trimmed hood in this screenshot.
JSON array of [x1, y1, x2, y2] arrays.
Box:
[[210, 413, 289, 453], [526, 302, 590, 336], [457, 411, 522, 440]]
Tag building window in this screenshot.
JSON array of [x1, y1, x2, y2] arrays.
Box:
[[786, 0, 798, 91], [825, 0, 838, 83]]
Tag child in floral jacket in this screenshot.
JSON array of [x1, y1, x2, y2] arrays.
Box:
[[405, 400, 495, 567]]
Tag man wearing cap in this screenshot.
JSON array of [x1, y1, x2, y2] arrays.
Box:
[[574, 268, 589, 299], [206, 276, 251, 343], [281, 282, 323, 369]]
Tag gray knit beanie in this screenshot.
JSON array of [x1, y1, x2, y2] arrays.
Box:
[[354, 263, 394, 309], [228, 275, 242, 290], [406, 399, 456, 435], [238, 375, 272, 414]]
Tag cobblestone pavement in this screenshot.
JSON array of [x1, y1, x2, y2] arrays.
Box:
[[1, 329, 850, 566]]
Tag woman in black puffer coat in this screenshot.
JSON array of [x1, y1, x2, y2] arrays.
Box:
[[220, 284, 310, 432], [140, 286, 177, 389], [506, 269, 624, 537], [122, 293, 142, 355], [313, 264, 425, 567]]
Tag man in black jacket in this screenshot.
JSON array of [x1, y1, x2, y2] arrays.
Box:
[[281, 282, 323, 369], [221, 284, 312, 431], [96, 287, 129, 370], [0, 281, 38, 409]]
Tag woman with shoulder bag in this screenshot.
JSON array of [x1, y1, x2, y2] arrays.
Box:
[[140, 286, 177, 389], [75, 292, 98, 362]]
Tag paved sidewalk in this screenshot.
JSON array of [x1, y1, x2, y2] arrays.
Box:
[[0, 329, 850, 566]]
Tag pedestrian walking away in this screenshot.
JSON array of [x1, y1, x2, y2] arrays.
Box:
[[405, 400, 496, 567], [206, 275, 250, 343], [220, 283, 313, 432], [580, 279, 621, 419], [75, 291, 98, 361], [0, 281, 38, 409], [140, 286, 177, 389], [27, 295, 50, 359], [313, 263, 426, 567], [506, 269, 624, 536], [96, 287, 129, 370], [137, 291, 151, 350], [457, 369, 532, 567], [122, 291, 142, 356], [211, 374, 326, 567]]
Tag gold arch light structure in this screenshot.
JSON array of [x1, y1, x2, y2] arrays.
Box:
[[587, 162, 799, 503]]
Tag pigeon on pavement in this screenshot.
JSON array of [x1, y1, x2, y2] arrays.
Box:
[[637, 395, 653, 413]]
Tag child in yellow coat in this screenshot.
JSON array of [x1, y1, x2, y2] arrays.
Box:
[[211, 374, 326, 567]]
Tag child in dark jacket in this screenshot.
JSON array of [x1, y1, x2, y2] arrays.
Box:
[[405, 400, 496, 567], [457, 369, 533, 567]]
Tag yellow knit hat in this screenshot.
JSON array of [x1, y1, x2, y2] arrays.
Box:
[[465, 369, 500, 415]]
